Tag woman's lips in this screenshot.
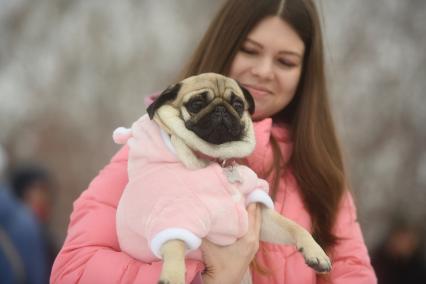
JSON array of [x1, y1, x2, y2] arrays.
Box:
[[242, 84, 272, 98]]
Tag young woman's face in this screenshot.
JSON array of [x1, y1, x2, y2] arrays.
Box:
[[229, 16, 305, 120]]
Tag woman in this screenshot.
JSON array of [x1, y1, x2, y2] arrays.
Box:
[[51, 0, 377, 283]]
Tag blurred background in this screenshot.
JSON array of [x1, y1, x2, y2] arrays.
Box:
[[0, 0, 425, 282]]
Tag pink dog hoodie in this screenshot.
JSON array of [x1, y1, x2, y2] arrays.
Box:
[[113, 114, 273, 262]]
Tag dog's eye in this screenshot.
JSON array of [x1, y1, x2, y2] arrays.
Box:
[[186, 99, 205, 113], [232, 99, 244, 115]]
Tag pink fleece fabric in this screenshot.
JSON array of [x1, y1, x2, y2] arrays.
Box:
[[51, 113, 376, 284], [116, 114, 273, 262]]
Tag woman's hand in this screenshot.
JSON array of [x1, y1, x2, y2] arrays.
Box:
[[201, 203, 262, 284]]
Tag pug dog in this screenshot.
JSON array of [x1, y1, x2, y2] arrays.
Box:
[[113, 73, 331, 284]]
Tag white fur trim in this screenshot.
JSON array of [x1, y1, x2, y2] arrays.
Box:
[[150, 228, 202, 259], [246, 190, 274, 209]]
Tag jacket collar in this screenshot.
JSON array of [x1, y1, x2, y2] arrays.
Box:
[[248, 118, 293, 176]]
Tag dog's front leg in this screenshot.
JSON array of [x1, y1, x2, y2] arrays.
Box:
[[259, 207, 332, 273], [158, 240, 186, 284]]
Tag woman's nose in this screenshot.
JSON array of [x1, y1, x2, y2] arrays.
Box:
[[251, 57, 274, 80]]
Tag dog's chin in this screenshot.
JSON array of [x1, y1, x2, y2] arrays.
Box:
[[205, 124, 243, 145], [185, 115, 244, 145]]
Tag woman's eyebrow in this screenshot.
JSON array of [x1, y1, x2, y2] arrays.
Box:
[[245, 38, 303, 58], [245, 38, 263, 48]]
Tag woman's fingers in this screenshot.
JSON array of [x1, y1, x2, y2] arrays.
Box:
[[247, 203, 262, 237], [200, 238, 214, 250], [247, 203, 256, 226], [244, 204, 261, 254], [199, 203, 262, 284], [255, 204, 262, 234]]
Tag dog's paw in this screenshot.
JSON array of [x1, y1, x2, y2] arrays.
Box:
[[298, 244, 332, 273]]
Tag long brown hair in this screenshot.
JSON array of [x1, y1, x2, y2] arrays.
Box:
[[180, 0, 346, 251]]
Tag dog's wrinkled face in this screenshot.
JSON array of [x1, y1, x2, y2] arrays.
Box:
[[147, 73, 254, 145]]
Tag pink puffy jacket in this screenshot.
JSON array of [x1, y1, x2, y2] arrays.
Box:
[[51, 118, 377, 284]]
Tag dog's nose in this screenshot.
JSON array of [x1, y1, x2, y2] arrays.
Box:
[[213, 105, 229, 123], [214, 105, 227, 114]]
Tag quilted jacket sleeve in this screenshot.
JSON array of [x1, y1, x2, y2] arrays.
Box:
[[50, 146, 204, 284], [318, 191, 377, 284]]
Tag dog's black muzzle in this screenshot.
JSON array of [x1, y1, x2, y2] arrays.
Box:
[[186, 104, 244, 145]]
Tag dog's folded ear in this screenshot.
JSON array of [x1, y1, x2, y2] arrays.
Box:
[[146, 83, 182, 119], [237, 82, 255, 115]]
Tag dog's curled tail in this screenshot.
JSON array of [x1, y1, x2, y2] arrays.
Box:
[[112, 127, 133, 144]]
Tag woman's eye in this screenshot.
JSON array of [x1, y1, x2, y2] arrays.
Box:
[[240, 46, 257, 55], [277, 58, 297, 68]]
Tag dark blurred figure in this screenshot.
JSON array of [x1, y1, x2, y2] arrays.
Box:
[[372, 220, 426, 284], [10, 165, 53, 226], [9, 164, 59, 272], [0, 146, 49, 284]]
